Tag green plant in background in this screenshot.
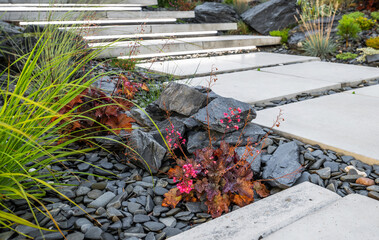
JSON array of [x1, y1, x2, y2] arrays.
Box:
[[110, 58, 139, 71], [366, 37, 379, 49], [336, 52, 358, 60], [337, 15, 362, 47], [269, 29, 290, 44], [227, 20, 252, 35], [296, 0, 339, 59], [371, 11, 379, 20], [355, 16, 376, 30], [345, 11, 365, 20]]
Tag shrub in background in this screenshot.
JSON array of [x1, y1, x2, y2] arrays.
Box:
[[337, 15, 362, 47], [336, 52, 358, 60], [345, 11, 365, 20], [366, 36, 379, 49], [269, 29, 290, 44], [355, 16, 376, 30], [371, 11, 379, 20], [227, 20, 252, 35]]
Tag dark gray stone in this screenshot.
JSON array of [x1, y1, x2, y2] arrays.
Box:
[[194, 2, 239, 23], [185, 202, 203, 213], [323, 161, 340, 172], [106, 192, 128, 209], [193, 96, 256, 133], [76, 186, 91, 197], [241, 0, 298, 35], [368, 191, 379, 200], [84, 226, 103, 240], [129, 108, 155, 128], [66, 232, 84, 240], [87, 192, 116, 209], [35, 232, 65, 240], [163, 227, 183, 238], [366, 54, 379, 63], [153, 187, 168, 196], [309, 158, 326, 170], [127, 129, 166, 174], [235, 146, 261, 174], [156, 82, 207, 116], [309, 174, 324, 187], [145, 195, 155, 212], [315, 167, 331, 179], [75, 218, 92, 229], [133, 214, 150, 223], [122, 216, 133, 229], [87, 189, 103, 199], [262, 141, 302, 188], [101, 232, 116, 240], [340, 175, 361, 182], [159, 217, 176, 227], [77, 162, 90, 171], [127, 202, 142, 214], [367, 185, 379, 192], [294, 171, 310, 185], [341, 155, 355, 163], [145, 232, 156, 240], [143, 222, 166, 231]]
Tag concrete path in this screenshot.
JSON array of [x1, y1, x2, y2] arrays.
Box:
[[138, 52, 318, 77], [176, 70, 340, 104], [253, 85, 379, 165], [169, 182, 341, 240], [261, 61, 379, 87], [263, 193, 379, 240]]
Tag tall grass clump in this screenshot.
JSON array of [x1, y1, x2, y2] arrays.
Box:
[[296, 0, 339, 58], [0, 23, 110, 236]]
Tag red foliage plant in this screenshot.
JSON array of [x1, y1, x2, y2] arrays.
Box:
[[357, 0, 379, 11], [57, 74, 149, 136], [161, 69, 279, 218]]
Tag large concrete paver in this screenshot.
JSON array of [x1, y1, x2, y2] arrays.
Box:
[[169, 182, 340, 240], [346, 84, 379, 97], [261, 61, 379, 87], [253, 86, 379, 165], [94, 36, 281, 59], [137, 53, 319, 77], [263, 194, 379, 240], [3, 0, 157, 4], [176, 70, 340, 104]]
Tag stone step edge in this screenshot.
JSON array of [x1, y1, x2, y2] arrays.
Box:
[[0, 0, 158, 5], [169, 182, 341, 240]]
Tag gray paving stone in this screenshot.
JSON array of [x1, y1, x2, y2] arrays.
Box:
[[138, 53, 319, 77], [176, 70, 339, 104], [261, 61, 379, 87], [264, 194, 379, 240], [253, 90, 379, 165], [169, 182, 340, 240]]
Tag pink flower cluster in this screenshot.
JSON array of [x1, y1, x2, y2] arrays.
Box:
[[220, 107, 242, 130], [165, 124, 186, 149], [176, 164, 197, 194]]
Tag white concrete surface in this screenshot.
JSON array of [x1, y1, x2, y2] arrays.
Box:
[[75, 23, 237, 36], [345, 84, 379, 98], [19, 18, 177, 26], [261, 61, 379, 87], [93, 36, 281, 59], [0, 10, 194, 21], [137, 53, 319, 77], [264, 194, 379, 240], [169, 182, 340, 240], [4, 0, 157, 5], [176, 70, 340, 104], [253, 89, 379, 165]]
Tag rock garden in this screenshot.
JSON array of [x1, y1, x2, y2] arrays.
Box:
[[0, 1, 379, 240]]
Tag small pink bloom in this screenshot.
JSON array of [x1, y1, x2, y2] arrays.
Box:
[[224, 113, 228, 117], [220, 119, 224, 123], [237, 108, 242, 113], [237, 119, 241, 123], [234, 125, 239, 130]]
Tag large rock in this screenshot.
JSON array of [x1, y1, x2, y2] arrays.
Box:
[[241, 0, 298, 35], [156, 83, 207, 116], [193, 96, 256, 133], [194, 2, 240, 23], [262, 141, 302, 189], [235, 147, 261, 174], [186, 123, 265, 153], [127, 130, 167, 174], [151, 117, 186, 148]]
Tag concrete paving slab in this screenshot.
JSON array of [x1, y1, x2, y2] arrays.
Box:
[[76, 23, 236, 36], [0, 10, 193, 21], [93, 36, 281, 59], [176, 70, 340, 104], [253, 91, 379, 165], [7, 0, 157, 5], [262, 61, 379, 87], [345, 84, 379, 98], [137, 53, 319, 77], [169, 182, 340, 240], [264, 194, 379, 240]]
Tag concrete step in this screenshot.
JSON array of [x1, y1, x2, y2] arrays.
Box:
[[137, 52, 318, 77], [91, 35, 281, 59], [73, 23, 237, 40], [0, 0, 157, 5], [254, 84, 379, 165], [19, 18, 179, 26], [0, 10, 194, 22], [264, 194, 379, 240], [169, 182, 341, 240]]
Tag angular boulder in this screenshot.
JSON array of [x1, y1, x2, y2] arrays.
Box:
[[193, 96, 256, 133], [194, 2, 240, 23], [127, 130, 166, 174], [262, 141, 302, 189], [241, 0, 298, 35], [235, 147, 262, 174], [156, 83, 207, 117]]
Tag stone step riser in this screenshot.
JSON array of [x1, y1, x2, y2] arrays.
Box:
[[0, 10, 194, 22], [72, 23, 237, 36], [0, 0, 157, 5], [92, 36, 281, 58]]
